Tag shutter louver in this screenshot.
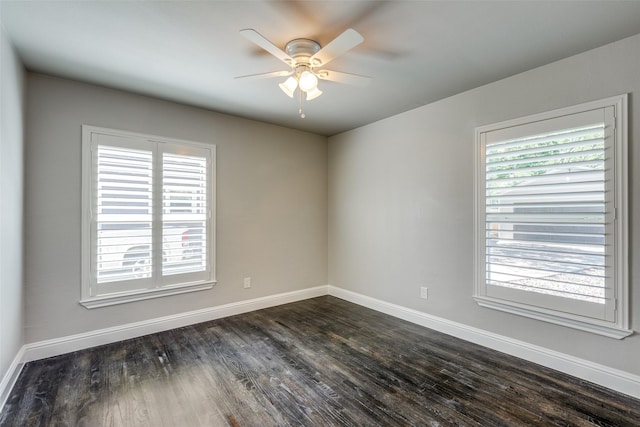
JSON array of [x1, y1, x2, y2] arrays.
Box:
[[485, 124, 608, 304], [96, 145, 153, 283]]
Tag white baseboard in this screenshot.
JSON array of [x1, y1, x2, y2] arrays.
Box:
[[5, 283, 638, 413], [22, 285, 329, 363], [0, 346, 25, 413], [328, 285, 640, 400]]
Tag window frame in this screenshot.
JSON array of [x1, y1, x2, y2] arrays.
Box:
[[80, 125, 216, 308], [473, 95, 631, 339]]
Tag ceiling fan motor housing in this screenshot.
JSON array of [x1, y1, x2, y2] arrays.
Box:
[[285, 38, 321, 66]]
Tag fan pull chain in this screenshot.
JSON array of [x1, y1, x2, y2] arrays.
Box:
[[298, 88, 306, 119]]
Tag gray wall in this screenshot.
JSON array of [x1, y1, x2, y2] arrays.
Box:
[[0, 27, 25, 380], [24, 74, 327, 343], [328, 34, 640, 375], [12, 26, 640, 383]]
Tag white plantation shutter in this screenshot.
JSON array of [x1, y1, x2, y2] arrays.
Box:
[[81, 127, 215, 307], [161, 145, 209, 279], [485, 122, 608, 306], [96, 144, 153, 285], [474, 96, 630, 338]]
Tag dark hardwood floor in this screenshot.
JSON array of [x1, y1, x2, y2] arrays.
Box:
[[1, 296, 639, 426]]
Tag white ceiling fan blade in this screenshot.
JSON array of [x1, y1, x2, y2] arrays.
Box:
[[240, 29, 294, 65], [310, 28, 364, 66], [317, 70, 371, 86], [235, 70, 292, 80]]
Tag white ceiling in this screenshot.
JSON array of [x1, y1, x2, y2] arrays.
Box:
[[2, 1, 640, 136]]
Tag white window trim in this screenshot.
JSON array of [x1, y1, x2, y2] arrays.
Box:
[[473, 95, 631, 339], [80, 125, 216, 308]]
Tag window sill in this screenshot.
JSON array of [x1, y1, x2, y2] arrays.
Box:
[[474, 296, 633, 340], [80, 281, 215, 309]]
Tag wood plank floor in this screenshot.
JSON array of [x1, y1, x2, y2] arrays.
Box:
[[1, 296, 639, 426]]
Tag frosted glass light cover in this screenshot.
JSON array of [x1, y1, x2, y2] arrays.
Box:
[[279, 77, 297, 98], [298, 71, 318, 92], [305, 87, 322, 101]]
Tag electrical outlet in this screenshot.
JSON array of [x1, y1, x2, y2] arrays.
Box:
[[243, 277, 251, 289], [420, 286, 428, 300]]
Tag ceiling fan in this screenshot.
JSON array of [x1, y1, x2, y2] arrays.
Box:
[[236, 28, 371, 117]]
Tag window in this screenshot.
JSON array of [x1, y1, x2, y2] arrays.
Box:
[[474, 95, 630, 338], [81, 126, 215, 308]]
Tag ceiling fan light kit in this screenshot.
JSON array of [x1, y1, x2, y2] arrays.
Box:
[[237, 28, 371, 118], [278, 65, 321, 100]]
